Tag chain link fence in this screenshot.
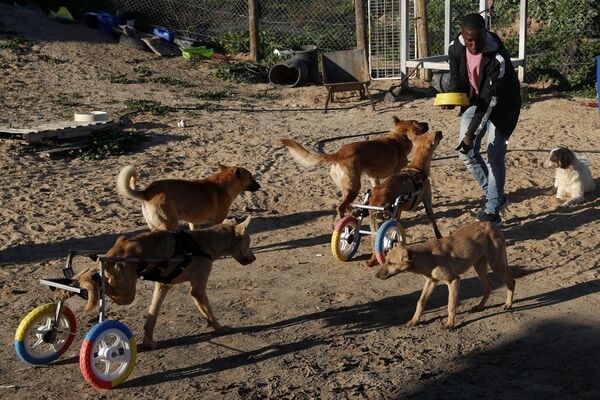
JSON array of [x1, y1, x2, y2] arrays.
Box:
[[110, 0, 355, 54], [109, 0, 599, 88]]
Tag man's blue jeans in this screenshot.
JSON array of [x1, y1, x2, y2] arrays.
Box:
[[458, 105, 507, 214]]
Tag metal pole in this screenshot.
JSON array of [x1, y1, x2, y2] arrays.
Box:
[[518, 0, 528, 82], [400, 0, 408, 88], [444, 0, 451, 54]]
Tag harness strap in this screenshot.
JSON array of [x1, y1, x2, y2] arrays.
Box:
[[386, 169, 428, 211], [136, 231, 213, 283]]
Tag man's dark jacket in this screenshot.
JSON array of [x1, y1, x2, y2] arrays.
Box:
[[448, 31, 521, 139]]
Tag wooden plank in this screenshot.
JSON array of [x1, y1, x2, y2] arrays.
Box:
[[0, 120, 112, 136], [22, 121, 117, 143]]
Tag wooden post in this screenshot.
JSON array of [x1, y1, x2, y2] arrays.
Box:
[[248, 0, 259, 62], [355, 0, 368, 54], [415, 0, 431, 81], [517, 0, 528, 82]]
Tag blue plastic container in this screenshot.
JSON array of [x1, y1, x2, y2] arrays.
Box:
[[153, 27, 175, 42], [97, 13, 120, 35]]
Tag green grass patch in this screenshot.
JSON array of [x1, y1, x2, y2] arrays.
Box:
[[214, 62, 269, 83], [149, 76, 194, 88], [133, 66, 153, 77], [0, 35, 31, 56], [106, 74, 193, 88], [250, 91, 282, 100], [187, 90, 229, 100], [124, 99, 173, 115], [36, 53, 66, 64], [51, 94, 84, 107], [73, 128, 148, 160]]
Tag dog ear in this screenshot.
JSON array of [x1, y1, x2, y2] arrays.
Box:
[[435, 131, 443, 145], [392, 116, 401, 125], [559, 149, 574, 169], [236, 216, 252, 232], [233, 167, 242, 177], [218, 163, 228, 171]]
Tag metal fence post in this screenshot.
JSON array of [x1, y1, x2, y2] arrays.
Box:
[[249, 0, 259, 62]]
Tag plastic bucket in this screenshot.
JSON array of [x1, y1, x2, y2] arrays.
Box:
[[97, 13, 120, 35], [153, 27, 175, 42], [269, 58, 309, 87], [291, 45, 319, 82], [431, 71, 451, 93]]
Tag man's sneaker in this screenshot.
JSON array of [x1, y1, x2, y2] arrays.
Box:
[[476, 212, 502, 226], [499, 197, 509, 211]]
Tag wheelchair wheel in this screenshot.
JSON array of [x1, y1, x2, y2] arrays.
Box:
[[331, 215, 361, 261], [80, 320, 137, 389], [374, 220, 407, 266], [15, 303, 77, 365]]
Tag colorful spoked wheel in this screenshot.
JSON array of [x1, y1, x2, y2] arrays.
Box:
[[331, 215, 361, 261], [15, 303, 77, 365], [374, 220, 407, 266], [80, 320, 137, 389]]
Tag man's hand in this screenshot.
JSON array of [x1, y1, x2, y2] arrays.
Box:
[[455, 136, 473, 154], [441, 105, 455, 110]]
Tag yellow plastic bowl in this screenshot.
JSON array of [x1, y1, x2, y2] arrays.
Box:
[[434, 92, 470, 107]]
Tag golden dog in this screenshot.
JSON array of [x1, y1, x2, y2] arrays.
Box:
[[66, 217, 255, 349], [366, 130, 444, 267], [280, 118, 429, 218], [376, 221, 515, 329], [117, 164, 260, 231]]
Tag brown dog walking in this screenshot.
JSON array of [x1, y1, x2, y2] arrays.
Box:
[[376, 221, 515, 329], [117, 164, 260, 231], [280, 118, 429, 218]]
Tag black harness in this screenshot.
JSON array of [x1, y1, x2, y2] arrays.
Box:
[[136, 231, 213, 284], [392, 168, 428, 211]]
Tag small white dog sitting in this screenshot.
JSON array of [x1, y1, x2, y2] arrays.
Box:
[[543, 147, 595, 207]]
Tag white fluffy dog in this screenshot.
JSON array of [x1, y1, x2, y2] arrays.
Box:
[[543, 147, 595, 207]]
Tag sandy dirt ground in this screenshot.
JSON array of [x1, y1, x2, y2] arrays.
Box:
[[1, 4, 600, 399]]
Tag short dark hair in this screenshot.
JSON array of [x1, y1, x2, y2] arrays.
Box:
[[460, 13, 485, 31]]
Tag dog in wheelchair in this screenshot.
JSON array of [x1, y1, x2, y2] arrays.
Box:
[[56, 217, 255, 349], [365, 130, 444, 267]]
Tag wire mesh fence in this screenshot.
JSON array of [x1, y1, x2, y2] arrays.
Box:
[[109, 0, 599, 88]]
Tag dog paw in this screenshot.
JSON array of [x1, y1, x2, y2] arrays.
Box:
[[469, 305, 484, 313], [443, 321, 455, 330], [365, 258, 379, 268], [405, 320, 418, 327], [502, 303, 512, 311], [142, 339, 158, 350]]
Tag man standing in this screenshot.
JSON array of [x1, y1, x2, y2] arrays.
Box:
[[447, 13, 521, 225]]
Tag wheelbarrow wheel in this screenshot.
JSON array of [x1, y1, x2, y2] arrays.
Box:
[[331, 215, 361, 261], [374, 220, 407, 265], [15, 303, 77, 365], [80, 320, 137, 389]]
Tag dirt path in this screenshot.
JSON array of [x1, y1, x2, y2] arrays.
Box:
[[1, 4, 600, 399]]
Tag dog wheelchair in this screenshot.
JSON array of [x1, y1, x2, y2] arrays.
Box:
[[14, 250, 187, 389], [331, 185, 423, 265]]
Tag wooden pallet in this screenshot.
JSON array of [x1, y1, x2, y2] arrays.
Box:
[[0, 120, 116, 143]]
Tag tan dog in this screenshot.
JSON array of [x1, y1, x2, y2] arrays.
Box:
[[117, 164, 260, 231], [375, 221, 515, 329], [67, 217, 255, 349], [366, 130, 444, 267], [280, 118, 429, 218]]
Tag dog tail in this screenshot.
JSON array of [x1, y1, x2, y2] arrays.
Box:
[[280, 138, 336, 167], [117, 165, 146, 201], [70, 266, 100, 312]]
